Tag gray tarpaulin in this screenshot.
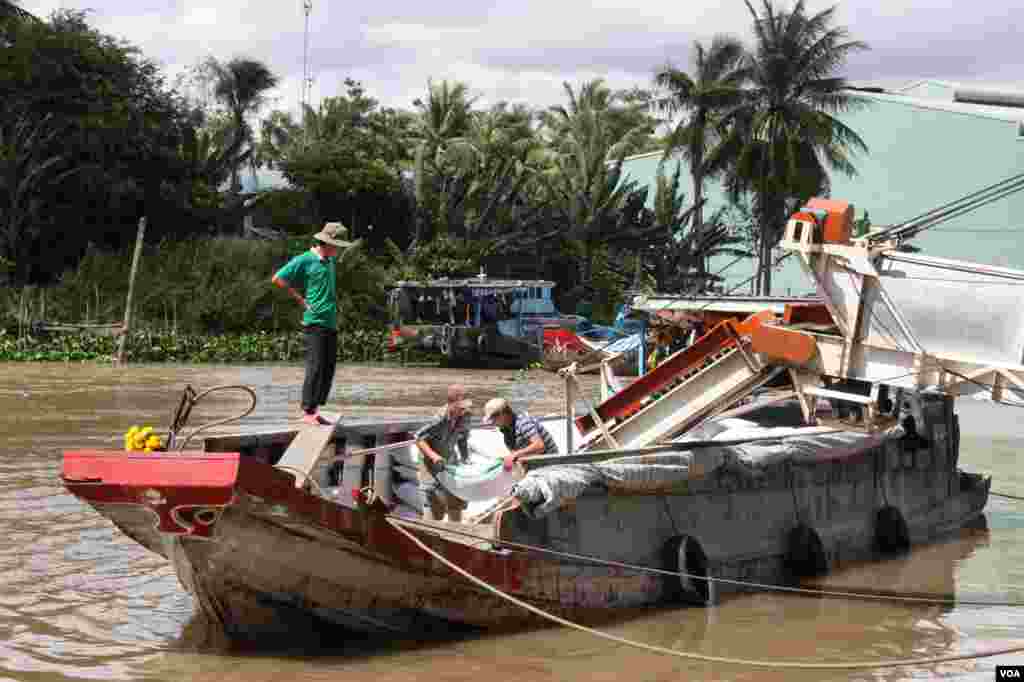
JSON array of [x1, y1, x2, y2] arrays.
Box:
[[511, 425, 902, 519]]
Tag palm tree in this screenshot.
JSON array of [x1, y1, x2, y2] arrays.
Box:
[[0, 0, 37, 22], [431, 102, 542, 239], [412, 80, 476, 242], [0, 109, 86, 281], [206, 57, 279, 194], [542, 79, 654, 286], [722, 0, 869, 294], [654, 35, 748, 281], [641, 161, 751, 293]]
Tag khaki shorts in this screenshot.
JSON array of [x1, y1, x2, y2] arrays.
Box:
[[424, 485, 467, 522]]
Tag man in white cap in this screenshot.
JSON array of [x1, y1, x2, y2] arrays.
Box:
[[272, 222, 355, 425], [415, 384, 473, 521], [483, 397, 557, 471]]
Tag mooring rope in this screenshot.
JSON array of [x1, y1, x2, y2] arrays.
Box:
[[992, 491, 1024, 502], [388, 516, 1024, 608], [387, 518, 1024, 670]]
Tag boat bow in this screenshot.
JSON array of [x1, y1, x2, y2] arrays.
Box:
[[62, 451, 239, 538]]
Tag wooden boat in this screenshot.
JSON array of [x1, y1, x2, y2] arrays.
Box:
[[386, 274, 580, 368], [62, 197, 1018, 639]]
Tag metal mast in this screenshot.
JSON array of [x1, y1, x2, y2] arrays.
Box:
[[301, 0, 313, 118]]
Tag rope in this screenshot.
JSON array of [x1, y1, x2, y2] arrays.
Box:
[[387, 517, 1024, 670], [172, 385, 258, 451], [387, 516, 1024, 608], [992, 491, 1024, 502]]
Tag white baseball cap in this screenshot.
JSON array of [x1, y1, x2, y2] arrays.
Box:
[[482, 397, 509, 424]]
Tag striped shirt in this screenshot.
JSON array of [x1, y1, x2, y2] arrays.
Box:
[[501, 412, 557, 455]]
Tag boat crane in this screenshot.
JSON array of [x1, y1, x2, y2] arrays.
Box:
[[574, 196, 1024, 450]]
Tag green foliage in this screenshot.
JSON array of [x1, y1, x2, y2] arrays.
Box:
[[385, 234, 494, 280], [205, 56, 279, 193], [540, 79, 657, 288], [655, 35, 748, 278], [721, 0, 869, 293], [587, 246, 630, 323], [853, 211, 872, 237], [0, 11, 284, 284], [0, 236, 391, 334], [257, 189, 315, 235], [0, 328, 391, 363], [259, 79, 414, 249]]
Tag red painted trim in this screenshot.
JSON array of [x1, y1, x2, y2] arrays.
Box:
[[231, 456, 532, 589], [62, 451, 239, 538], [62, 451, 536, 592]]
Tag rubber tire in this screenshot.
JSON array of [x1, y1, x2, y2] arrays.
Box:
[[785, 524, 828, 577], [662, 535, 711, 604], [874, 506, 910, 555]]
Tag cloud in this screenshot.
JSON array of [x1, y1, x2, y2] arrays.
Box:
[[17, 0, 1024, 118]]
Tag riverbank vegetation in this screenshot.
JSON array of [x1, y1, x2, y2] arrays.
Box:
[[0, 329, 391, 363], [1, 0, 868, 361]]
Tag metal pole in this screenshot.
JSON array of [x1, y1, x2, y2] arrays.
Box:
[[638, 317, 646, 376], [116, 216, 146, 365], [301, 0, 312, 145], [564, 371, 574, 454]]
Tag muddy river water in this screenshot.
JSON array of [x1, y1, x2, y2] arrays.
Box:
[[2, 362, 1024, 681]]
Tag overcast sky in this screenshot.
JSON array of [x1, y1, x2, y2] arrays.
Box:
[[21, 0, 1024, 116]]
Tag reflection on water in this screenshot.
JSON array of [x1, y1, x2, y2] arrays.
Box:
[[1, 363, 1023, 681]]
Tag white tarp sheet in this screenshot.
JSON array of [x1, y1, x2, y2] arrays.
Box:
[[392, 416, 581, 504]]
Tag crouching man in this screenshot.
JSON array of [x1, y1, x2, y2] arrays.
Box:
[[415, 384, 472, 522], [483, 398, 557, 471]]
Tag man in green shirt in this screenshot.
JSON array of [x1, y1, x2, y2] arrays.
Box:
[[272, 222, 354, 425]]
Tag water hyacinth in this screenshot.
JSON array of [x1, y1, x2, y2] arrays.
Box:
[[0, 329, 393, 364]]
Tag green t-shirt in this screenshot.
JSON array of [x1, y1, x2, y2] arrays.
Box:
[[275, 249, 337, 329]]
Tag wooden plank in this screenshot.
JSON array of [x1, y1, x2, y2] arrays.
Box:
[[576, 311, 774, 434], [801, 385, 875, 405], [274, 425, 336, 488], [575, 322, 735, 433]]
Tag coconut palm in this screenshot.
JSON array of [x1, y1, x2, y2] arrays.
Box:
[[432, 102, 542, 239], [654, 35, 748, 280], [0, 0, 37, 22], [722, 0, 869, 294], [0, 109, 87, 280], [412, 80, 476, 242], [205, 57, 279, 194], [639, 161, 751, 293], [541, 79, 655, 285]]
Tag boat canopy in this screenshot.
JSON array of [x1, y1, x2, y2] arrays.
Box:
[[392, 278, 555, 296]]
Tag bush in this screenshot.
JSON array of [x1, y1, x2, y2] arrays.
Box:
[[0, 235, 393, 335]]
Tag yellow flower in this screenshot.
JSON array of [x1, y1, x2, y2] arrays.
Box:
[[143, 447, 153, 453]]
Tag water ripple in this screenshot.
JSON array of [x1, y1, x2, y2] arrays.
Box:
[[0, 363, 1021, 682]]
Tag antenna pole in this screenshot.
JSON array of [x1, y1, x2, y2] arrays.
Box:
[[301, 0, 313, 142]]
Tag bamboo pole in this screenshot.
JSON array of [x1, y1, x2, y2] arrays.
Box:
[[116, 216, 146, 365]]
